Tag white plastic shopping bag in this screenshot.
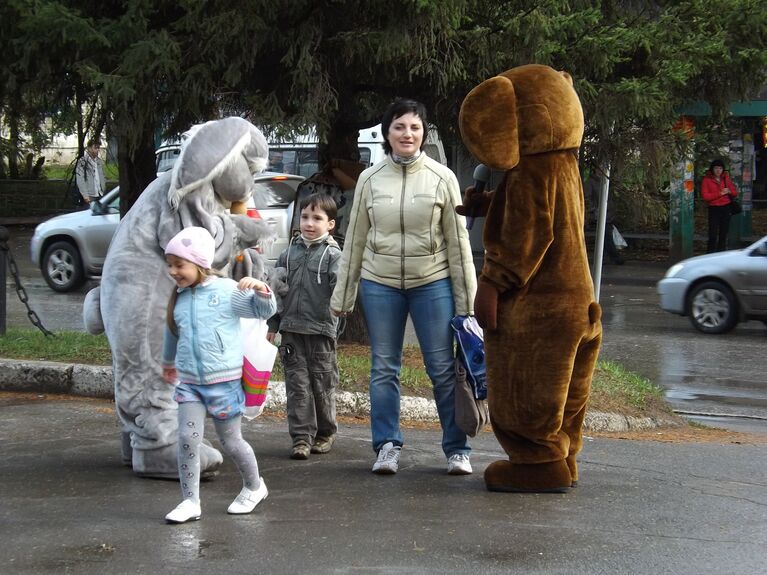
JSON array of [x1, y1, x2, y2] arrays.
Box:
[[240, 318, 278, 420], [612, 225, 628, 249]]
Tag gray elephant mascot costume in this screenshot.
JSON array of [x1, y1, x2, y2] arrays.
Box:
[[83, 117, 273, 478]]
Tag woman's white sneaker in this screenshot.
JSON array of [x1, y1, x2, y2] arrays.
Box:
[[447, 453, 472, 475], [227, 478, 268, 514], [165, 499, 201, 524], [372, 442, 401, 474]]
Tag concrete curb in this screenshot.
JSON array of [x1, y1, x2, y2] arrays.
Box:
[[0, 358, 679, 432]]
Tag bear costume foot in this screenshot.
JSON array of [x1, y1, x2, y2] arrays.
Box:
[[131, 441, 223, 480], [566, 454, 579, 487], [484, 459, 572, 493]]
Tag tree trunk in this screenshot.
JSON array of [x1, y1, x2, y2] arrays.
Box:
[[116, 129, 158, 217], [319, 120, 361, 167], [7, 104, 20, 179], [318, 116, 372, 345], [338, 294, 369, 345]]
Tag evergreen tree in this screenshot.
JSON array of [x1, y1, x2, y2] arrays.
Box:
[[4, 0, 766, 213]]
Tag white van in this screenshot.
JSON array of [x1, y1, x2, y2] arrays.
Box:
[[156, 124, 447, 178], [155, 140, 182, 175], [268, 124, 447, 177]]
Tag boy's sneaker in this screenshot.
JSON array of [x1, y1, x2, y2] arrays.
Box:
[[165, 499, 201, 524], [372, 442, 401, 474], [311, 435, 336, 454], [291, 442, 310, 460], [447, 453, 473, 475], [227, 478, 268, 514]]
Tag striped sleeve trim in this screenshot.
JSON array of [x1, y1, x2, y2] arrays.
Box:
[[231, 288, 277, 319]]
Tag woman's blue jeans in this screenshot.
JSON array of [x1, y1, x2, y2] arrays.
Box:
[[360, 278, 470, 458]]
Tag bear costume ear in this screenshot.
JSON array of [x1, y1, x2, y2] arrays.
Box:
[[459, 75, 520, 171]]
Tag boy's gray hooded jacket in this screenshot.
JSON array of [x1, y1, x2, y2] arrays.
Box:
[[270, 234, 342, 339]]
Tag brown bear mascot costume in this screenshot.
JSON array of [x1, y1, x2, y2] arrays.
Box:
[[458, 64, 602, 493]]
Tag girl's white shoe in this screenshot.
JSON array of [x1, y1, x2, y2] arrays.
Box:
[[227, 478, 268, 514], [165, 499, 202, 524]]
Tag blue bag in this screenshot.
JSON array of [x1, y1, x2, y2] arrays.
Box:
[[450, 315, 487, 400]]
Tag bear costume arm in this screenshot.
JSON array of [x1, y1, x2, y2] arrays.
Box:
[[481, 164, 554, 293]]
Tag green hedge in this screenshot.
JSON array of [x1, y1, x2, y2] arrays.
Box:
[[0, 179, 117, 218]]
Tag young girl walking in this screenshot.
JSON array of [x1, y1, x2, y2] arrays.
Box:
[[161, 226, 277, 524]]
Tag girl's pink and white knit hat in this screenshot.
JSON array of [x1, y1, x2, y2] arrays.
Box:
[[165, 226, 215, 269]]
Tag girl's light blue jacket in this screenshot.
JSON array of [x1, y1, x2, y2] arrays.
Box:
[[162, 277, 276, 385]]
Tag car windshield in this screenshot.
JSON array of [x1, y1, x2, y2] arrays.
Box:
[[156, 148, 181, 173], [252, 180, 298, 209]]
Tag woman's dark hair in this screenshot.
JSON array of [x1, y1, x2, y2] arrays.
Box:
[[710, 159, 725, 170], [87, 138, 102, 148], [381, 99, 429, 155], [300, 192, 337, 220]]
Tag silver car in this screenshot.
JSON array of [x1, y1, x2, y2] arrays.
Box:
[[30, 173, 304, 292], [30, 187, 121, 292], [657, 236, 767, 333]]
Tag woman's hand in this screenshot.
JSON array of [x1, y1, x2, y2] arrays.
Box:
[[238, 277, 270, 293], [163, 367, 177, 384], [331, 309, 347, 317]]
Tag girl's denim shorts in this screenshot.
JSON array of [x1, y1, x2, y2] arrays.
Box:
[[174, 379, 244, 420]]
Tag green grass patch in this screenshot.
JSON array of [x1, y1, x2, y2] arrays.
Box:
[[42, 164, 71, 180], [271, 343, 432, 396], [591, 360, 671, 416], [0, 328, 672, 418], [43, 162, 119, 181], [0, 328, 112, 365]]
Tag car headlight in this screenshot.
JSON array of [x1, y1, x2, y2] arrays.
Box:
[[664, 263, 685, 278]]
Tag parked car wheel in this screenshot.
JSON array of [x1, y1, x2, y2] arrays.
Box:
[[42, 241, 85, 292], [687, 280, 738, 334]]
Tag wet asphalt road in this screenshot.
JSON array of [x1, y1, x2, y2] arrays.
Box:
[[1, 396, 765, 575], [2, 224, 766, 433], [598, 264, 766, 433]]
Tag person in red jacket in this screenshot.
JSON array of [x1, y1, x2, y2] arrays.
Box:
[[700, 159, 738, 252]]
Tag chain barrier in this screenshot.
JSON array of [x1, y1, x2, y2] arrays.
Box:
[[0, 231, 55, 337]]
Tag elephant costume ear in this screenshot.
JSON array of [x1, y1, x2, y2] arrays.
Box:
[[168, 117, 269, 210], [459, 75, 520, 171]]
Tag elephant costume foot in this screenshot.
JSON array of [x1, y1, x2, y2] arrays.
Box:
[[484, 459, 572, 493], [121, 431, 132, 467], [129, 440, 224, 480]]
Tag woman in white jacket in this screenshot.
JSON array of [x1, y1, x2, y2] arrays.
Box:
[[331, 99, 477, 476]]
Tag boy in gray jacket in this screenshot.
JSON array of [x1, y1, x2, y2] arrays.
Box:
[[268, 193, 342, 460]]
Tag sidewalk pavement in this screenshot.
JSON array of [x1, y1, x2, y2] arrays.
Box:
[[0, 393, 765, 574]]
